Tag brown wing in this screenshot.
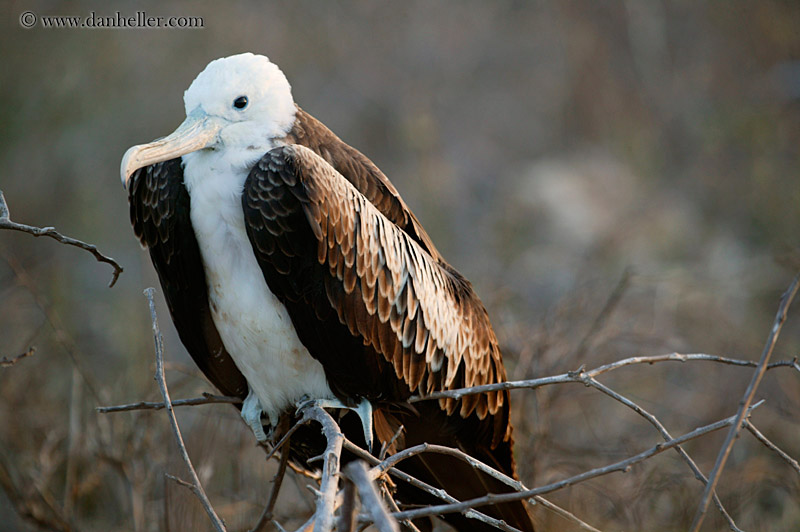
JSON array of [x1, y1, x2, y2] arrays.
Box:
[[242, 144, 511, 448], [128, 159, 248, 399], [286, 107, 444, 263]]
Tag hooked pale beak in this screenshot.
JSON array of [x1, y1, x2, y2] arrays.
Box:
[[120, 108, 221, 188]]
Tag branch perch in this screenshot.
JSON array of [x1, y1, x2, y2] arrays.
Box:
[[144, 288, 226, 532], [392, 403, 762, 523], [0, 189, 123, 287], [689, 274, 800, 532], [297, 403, 345, 532], [96, 392, 241, 413], [343, 461, 399, 532]]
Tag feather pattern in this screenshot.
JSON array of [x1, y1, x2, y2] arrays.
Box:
[[243, 145, 511, 447], [128, 159, 248, 400]]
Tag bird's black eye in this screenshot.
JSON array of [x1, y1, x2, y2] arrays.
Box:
[[233, 96, 249, 110]]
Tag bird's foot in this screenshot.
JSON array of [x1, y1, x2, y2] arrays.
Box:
[[241, 388, 268, 442], [297, 396, 374, 452]]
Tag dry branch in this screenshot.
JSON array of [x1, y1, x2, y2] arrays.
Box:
[[298, 403, 345, 532], [248, 434, 292, 532], [144, 288, 227, 532], [410, 353, 800, 404], [338, 475, 358, 532], [344, 461, 399, 532], [0, 453, 76, 532], [368, 441, 598, 531], [96, 392, 241, 413], [580, 374, 740, 529], [342, 439, 522, 532], [689, 274, 800, 532], [744, 420, 800, 477], [0, 190, 123, 287], [0, 347, 35, 368], [391, 403, 761, 523]]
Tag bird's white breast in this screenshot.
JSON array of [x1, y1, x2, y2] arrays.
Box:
[[182, 149, 334, 425]]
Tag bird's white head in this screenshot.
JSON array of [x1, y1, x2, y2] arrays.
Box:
[[121, 53, 296, 187]]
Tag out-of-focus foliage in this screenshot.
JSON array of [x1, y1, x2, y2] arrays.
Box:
[[1, 1, 799, 530]]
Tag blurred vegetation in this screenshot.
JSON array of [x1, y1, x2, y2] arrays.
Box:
[[1, 0, 799, 530]]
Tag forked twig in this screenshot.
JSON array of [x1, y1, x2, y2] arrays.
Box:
[[0, 190, 123, 287], [344, 461, 399, 532], [689, 275, 800, 532], [144, 288, 226, 532], [390, 404, 760, 523], [370, 440, 603, 531], [342, 439, 521, 532], [410, 353, 800, 404]]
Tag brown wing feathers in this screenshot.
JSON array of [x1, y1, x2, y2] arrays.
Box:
[[128, 160, 248, 400], [243, 145, 511, 448], [287, 107, 444, 264]]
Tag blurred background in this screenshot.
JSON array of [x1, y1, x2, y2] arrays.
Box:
[[1, 1, 799, 530]]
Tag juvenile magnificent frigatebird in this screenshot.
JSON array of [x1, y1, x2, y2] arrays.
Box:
[[121, 53, 533, 532]]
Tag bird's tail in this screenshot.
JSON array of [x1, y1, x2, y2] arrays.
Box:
[[369, 405, 535, 532]]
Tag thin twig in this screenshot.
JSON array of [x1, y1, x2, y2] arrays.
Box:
[[573, 267, 631, 360], [689, 274, 800, 532], [249, 436, 292, 532], [342, 440, 521, 532], [581, 375, 742, 531], [391, 404, 760, 523], [380, 486, 422, 532], [0, 347, 35, 367], [0, 190, 123, 287], [4, 255, 103, 403], [0, 453, 76, 532], [264, 416, 311, 463], [144, 288, 226, 532], [533, 497, 602, 532], [344, 461, 400, 532], [369, 440, 601, 531], [96, 392, 241, 413], [744, 421, 800, 476], [409, 353, 800, 404]]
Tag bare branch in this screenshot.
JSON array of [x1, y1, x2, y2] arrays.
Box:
[[297, 403, 345, 532], [0, 347, 35, 368], [0, 453, 76, 532], [0, 189, 123, 287], [580, 375, 741, 530], [369, 441, 602, 531], [3, 255, 103, 402], [409, 353, 800, 404], [249, 434, 292, 532], [689, 274, 800, 532], [344, 461, 399, 532], [744, 420, 800, 477], [342, 440, 521, 532], [533, 497, 603, 532], [144, 288, 227, 532], [96, 392, 241, 413], [391, 404, 760, 523], [337, 475, 358, 532], [573, 267, 631, 360], [380, 486, 423, 532]]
